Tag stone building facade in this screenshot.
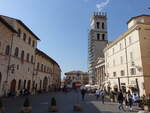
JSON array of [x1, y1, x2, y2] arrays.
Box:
[[64, 71, 89, 87], [104, 14, 150, 96], [0, 15, 61, 96], [34, 49, 61, 92]]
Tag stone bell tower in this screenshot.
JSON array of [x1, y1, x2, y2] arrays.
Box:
[[88, 12, 108, 84]]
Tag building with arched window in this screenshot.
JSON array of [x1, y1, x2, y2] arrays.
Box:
[[34, 49, 61, 92], [104, 14, 150, 96], [0, 15, 61, 97]]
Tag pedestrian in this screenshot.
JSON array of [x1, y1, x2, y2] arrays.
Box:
[[95, 89, 100, 100], [117, 90, 125, 112], [125, 92, 129, 109], [128, 93, 133, 111], [101, 90, 105, 104], [81, 88, 86, 101]]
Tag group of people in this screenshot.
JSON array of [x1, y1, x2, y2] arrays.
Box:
[[80, 87, 106, 103], [19, 88, 31, 96], [117, 90, 140, 112], [95, 89, 106, 104]]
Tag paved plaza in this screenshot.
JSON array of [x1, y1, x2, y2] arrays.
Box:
[[2, 91, 141, 113]]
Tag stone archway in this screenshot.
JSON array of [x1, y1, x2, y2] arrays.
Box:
[[43, 77, 48, 91], [27, 80, 31, 90], [0, 72, 2, 89], [18, 79, 21, 90], [40, 80, 42, 90], [23, 80, 26, 89], [10, 79, 16, 93]]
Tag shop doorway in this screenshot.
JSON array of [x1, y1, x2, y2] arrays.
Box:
[[43, 77, 48, 91], [10, 79, 16, 93]]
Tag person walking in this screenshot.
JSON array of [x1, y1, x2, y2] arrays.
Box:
[[125, 92, 129, 109], [81, 88, 86, 101], [101, 90, 105, 104], [117, 90, 125, 112], [128, 93, 133, 112], [95, 89, 100, 100]]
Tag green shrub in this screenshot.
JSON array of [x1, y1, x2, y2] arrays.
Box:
[[51, 97, 56, 106], [140, 99, 150, 106], [0, 99, 3, 108], [23, 98, 30, 107]]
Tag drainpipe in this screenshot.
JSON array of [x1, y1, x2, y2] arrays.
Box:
[[124, 37, 129, 89]]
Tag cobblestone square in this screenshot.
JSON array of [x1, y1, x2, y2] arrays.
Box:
[[3, 91, 141, 113]]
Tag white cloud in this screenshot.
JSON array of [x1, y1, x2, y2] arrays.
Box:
[[96, 0, 110, 12]]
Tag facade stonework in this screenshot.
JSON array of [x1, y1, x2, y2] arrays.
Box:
[[104, 15, 150, 96], [88, 12, 108, 84], [0, 15, 61, 96], [64, 71, 89, 87]]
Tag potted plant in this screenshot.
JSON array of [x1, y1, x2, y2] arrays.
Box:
[[21, 98, 32, 113], [73, 104, 82, 112], [0, 99, 5, 113], [49, 97, 58, 112], [143, 99, 150, 111]]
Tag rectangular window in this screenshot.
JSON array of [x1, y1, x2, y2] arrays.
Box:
[[23, 33, 26, 41], [120, 56, 123, 64], [130, 68, 136, 75], [32, 40, 35, 48], [121, 70, 125, 76], [129, 36, 132, 44], [120, 43, 122, 50], [113, 59, 115, 66], [130, 52, 133, 61], [113, 72, 116, 77], [113, 48, 115, 54]]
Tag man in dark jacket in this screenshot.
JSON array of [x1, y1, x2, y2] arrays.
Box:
[[81, 88, 86, 101], [117, 90, 125, 111]]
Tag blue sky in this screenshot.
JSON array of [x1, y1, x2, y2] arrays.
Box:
[[0, 0, 150, 78]]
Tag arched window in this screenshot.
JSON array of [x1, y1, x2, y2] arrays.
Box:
[[14, 47, 19, 57], [31, 55, 33, 63], [41, 64, 43, 71], [37, 63, 40, 70], [23, 80, 26, 89], [5, 45, 10, 55], [18, 80, 21, 90], [102, 22, 105, 29], [21, 50, 24, 60], [23, 33, 26, 41], [32, 40, 35, 48], [44, 66, 46, 72], [26, 53, 30, 62], [96, 22, 100, 29], [102, 34, 105, 40], [28, 37, 31, 45], [17, 29, 21, 37], [97, 34, 100, 40]]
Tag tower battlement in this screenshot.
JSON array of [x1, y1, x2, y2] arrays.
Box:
[[93, 12, 107, 17], [92, 12, 107, 19]]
